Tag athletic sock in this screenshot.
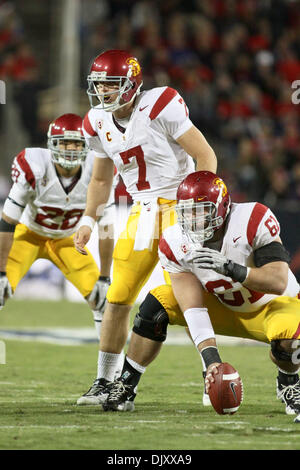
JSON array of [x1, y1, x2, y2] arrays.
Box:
[[97, 351, 121, 382], [119, 356, 146, 388], [278, 368, 299, 386]]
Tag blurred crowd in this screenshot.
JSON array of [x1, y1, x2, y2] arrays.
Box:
[[0, 0, 43, 149], [1, 0, 300, 209], [81, 0, 300, 208]]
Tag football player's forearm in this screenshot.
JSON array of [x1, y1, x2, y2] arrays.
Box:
[[195, 147, 217, 173], [243, 262, 288, 295], [85, 178, 112, 220], [176, 126, 217, 173], [98, 227, 114, 277], [195, 142, 218, 173]]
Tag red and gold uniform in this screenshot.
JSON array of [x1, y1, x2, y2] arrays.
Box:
[[83, 86, 195, 304], [156, 202, 300, 343]]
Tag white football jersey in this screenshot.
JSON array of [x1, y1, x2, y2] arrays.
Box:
[[83, 86, 195, 202], [4, 148, 115, 239], [159, 202, 299, 313]]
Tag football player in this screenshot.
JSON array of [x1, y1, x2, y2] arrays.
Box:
[[0, 113, 124, 375], [74, 49, 218, 405], [103, 171, 300, 422]]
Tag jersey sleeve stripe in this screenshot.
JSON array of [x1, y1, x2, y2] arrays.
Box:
[[149, 87, 178, 121], [83, 113, 97, 136], [7, 196, 25, 209], [159, 236, 180, 265], [247, 203, 268, 246], [16, 150, 36, 189]]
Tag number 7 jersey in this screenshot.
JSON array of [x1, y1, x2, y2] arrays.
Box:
[[83, 86, 195, 202], [158, 202, 299, 313]]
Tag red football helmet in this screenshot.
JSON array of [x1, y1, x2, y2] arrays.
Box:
[[176, 171, 231, 243], [87, 49, 143, 112], [47, 113, 87, 169]]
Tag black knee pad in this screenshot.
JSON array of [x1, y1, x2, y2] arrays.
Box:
[[271, 340, 294, 362], [133, 293, 169, 342]]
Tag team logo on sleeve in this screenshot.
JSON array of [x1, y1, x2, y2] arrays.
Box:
[[11, 163, 20, 183], [96, 119, 103, 130], [126, 57, 141, 77]]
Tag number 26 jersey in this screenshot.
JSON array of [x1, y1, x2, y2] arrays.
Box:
[[4, 148, 114, 239]]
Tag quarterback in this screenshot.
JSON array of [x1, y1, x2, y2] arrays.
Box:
[[74, 49, 217, 405], [0, 113, 118, 349], [103, 171, 300, 421]]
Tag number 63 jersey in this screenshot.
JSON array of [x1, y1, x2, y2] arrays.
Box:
[[83, 86, 195, 202], [4, 148, 114, 238], [159, 202, 299, 313]]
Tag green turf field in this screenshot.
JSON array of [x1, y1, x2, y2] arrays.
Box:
[[0, 299, 299, 450]]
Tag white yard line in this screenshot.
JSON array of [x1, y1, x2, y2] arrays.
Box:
[[0, 328, 265, 347]]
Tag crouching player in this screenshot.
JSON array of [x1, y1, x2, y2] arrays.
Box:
[[103, 171, 300, 421]]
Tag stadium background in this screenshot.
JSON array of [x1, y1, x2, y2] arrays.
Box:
[[0, 0, 300, 302]]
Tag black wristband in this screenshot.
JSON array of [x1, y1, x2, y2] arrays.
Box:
[[0, 271, 6, 277], [0, 218, 16, 232], [224, 260, 248, 283], [99, 276, 110, 283], [201, 346, 222, 368]]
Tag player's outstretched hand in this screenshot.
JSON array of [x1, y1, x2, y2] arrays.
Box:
[[74, 226, 92, 255]]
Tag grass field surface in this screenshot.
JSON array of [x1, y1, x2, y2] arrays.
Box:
[[0, 299, 299, 451]]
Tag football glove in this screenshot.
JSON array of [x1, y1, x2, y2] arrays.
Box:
[[88, 276, 111, 313], [192, 247, 248, 283], [0, 273, 12, 310]]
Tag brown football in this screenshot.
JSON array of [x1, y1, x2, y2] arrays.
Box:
[[208, 362, 243, 415]]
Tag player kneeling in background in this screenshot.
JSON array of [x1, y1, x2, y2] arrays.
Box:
[[0, 113, 124, 383], [104, 171, 300, 422]]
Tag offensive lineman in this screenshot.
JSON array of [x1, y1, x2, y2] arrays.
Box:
[[104, 171, 300, 422], [0, 114, 123, 376], [74, 49, 218, 405]]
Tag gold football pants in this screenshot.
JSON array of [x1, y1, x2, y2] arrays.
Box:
[[6, 224, 99, 297], [106, 199, 176, 305], [151, 284, 300, 343]]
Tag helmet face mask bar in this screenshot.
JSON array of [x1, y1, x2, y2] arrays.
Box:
[[176, 199, 224, 244], [87, 50, 143, 112], [87, 73, 137, 112], [47, 114, 87, 170]]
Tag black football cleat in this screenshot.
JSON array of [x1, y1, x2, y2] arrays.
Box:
[[277, 377, 300, 415], [102, 380, 136, 412], [77, 378, 112, 405]]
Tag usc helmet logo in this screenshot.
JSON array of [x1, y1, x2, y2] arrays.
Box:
[[126, 57, 141, 77], [213, 178, 227, 197]]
